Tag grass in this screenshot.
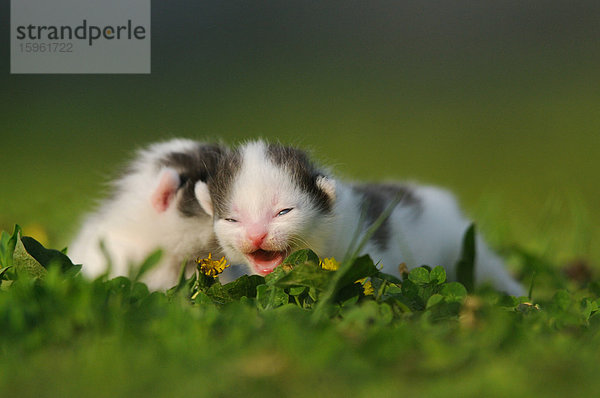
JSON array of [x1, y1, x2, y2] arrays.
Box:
[[1, 221, 600, 397]]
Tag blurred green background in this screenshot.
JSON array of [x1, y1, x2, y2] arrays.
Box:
[[1, 1, 599, 267]]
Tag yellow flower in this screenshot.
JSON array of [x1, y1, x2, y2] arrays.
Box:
[[196, 253, 230, 277], [319, 257, 374, 295], [320, 257, 340, 271], [362, 280, 374, 296]]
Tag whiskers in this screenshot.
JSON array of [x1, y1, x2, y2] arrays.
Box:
[[287, 235, 316, 252]]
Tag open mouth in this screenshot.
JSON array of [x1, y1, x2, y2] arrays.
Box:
[[246, 249, 287, 275]]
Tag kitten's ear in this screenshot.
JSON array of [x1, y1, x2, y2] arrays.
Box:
[[151, 168, 180, 213], [194, 180, 214, 217], [316, 175, 336, 202]]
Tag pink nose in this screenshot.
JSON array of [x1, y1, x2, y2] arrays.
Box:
[[248, 233, 267, 248]]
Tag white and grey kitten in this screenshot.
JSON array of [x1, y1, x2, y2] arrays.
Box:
[[69, 138, 227, 290], [194, 140, 524, 296]]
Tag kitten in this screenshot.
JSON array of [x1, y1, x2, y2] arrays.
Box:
[[69, 139, 228, 290], [194, 140, 523, 296]]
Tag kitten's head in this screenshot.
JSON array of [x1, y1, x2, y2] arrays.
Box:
[[195, 140, 336, 275]]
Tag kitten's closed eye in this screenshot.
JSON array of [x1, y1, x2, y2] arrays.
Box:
[[277, 208, 293, 216], [224, 218, 238, 223]]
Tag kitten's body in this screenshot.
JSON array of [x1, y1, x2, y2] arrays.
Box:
[[69, 139, 227, 290], [329, 182, 523, 295], [195, 140, 523, 296]]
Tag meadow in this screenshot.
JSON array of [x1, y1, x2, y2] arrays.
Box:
[[2, 2, 599, 396]]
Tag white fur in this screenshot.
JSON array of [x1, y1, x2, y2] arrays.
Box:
[[328, 184, 524, 296], [69, 139, 220, 290], [207, 140, 524, 296]]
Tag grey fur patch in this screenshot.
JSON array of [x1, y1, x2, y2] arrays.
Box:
[[207, 148, 242, 218], [159, 143, 228, 217], [352, 183, 422, 251], [266, 143, 333, 213]]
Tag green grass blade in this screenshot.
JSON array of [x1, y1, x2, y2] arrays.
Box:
[[0, 225, 21, 269], [528, 271, 536, 301], [314, 196, 402, 322], [345, 195, 403, 265], [131, 249, 163, 282], [456, 224, 476, 292]]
